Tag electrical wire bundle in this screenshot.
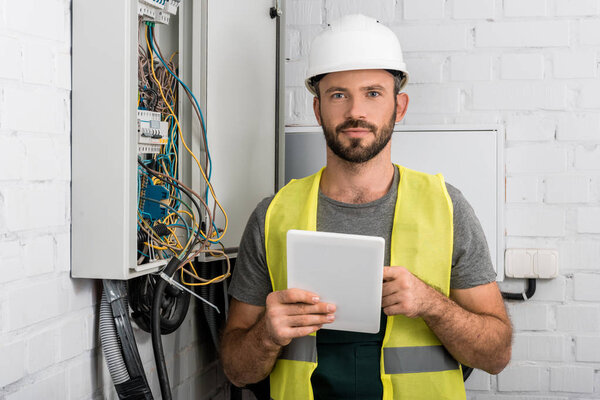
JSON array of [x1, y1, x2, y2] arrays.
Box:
[[135, 20, 230, 284], [128, 20, 233, 400]]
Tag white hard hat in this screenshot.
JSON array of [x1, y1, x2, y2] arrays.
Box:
[[305, 14, 409, 96]]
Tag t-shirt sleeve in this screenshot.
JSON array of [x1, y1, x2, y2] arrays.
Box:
[[446, 183, 497, 289], [227, 197, 273, 306]]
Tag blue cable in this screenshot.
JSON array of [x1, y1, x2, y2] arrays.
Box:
[[140, 196, 193, 239], [148, 25, 222, 244], [147, 26, 213, 194]]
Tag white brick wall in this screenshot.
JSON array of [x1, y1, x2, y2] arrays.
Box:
[[505, 115, 555, 141], [504, 0, 548, 18], [579, 82, 600, 109], [498, 365, 547, 391], [500, 54, 545, 80], [556, 113, 600, 141], [553, 51, 598, 79], [506, 176, 541, 203], [555, 0, 600, 17], [286, 0, 600, 397], [450, 55, 493, 82], [403, 0, 444, 20], [545, 175, 590, 204], [550, 366, 595, 393], [556, 305, 600, 332], [453, 0, 495, 20], [395, 24, 470, 52], [0, 1, 226, 399], [577, 207, 600, 233], [475, 21, 570, 48], [472, 82, 567, 110], [575, 336, 600, 362], [512, 334, 568, 362]]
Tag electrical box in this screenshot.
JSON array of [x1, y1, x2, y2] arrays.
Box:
[[72, 0, 282, 279], [285, 125, 505, 280]]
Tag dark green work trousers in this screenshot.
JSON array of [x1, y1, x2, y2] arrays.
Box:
[[311, 313, 386, 400]]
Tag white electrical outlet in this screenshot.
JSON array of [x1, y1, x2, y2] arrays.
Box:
[[505, 249, 559, 279]]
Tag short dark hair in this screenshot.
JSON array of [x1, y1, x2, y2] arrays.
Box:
[[309, 70, 405, 99]]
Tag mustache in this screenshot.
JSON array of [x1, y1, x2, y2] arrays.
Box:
[[335, 119, 378, 133]]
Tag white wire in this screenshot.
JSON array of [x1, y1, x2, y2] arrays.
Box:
[[158, 271, 220, 314]]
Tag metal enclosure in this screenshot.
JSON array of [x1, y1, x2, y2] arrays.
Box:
[[285, 125, 505, 280], [72, 0, 281, 279], [196, 0, 280, 254]]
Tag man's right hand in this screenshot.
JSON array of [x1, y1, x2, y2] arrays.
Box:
[[221, 290, 335, 386], [263, 288, 336, 348]]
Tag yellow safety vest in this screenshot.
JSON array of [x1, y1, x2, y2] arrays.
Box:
[[264, 165, 466, 400]]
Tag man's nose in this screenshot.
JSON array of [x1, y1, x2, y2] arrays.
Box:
[[345, 96, 368, 120]]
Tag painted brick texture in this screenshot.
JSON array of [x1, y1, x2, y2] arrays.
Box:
[[286, 0, 600, 398]]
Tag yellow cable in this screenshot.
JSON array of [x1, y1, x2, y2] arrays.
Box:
[[174, 210, 199, 229], [137, 211, 178, 253], [180, 269, 230, 286], [147, 30, 197, 254], [146, 26, 228, 243], [145, 242, 170, 251], [165, 226, 183, 249]]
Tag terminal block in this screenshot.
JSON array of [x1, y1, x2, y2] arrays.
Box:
[[165, 0, 181, 15], [138, 2, 156, 19]]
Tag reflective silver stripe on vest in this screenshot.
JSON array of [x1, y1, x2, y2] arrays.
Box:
[[278, 336, 317, 363], [383, 345, 459, 374]]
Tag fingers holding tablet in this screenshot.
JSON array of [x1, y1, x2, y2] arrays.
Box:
[[263, 288, 336, 347]]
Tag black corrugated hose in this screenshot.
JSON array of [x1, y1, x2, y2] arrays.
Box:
[[152, 257, 181, 400], [100, 280, 153, 399]]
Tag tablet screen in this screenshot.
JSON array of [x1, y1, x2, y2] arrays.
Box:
[[287, 229, 385, 333]]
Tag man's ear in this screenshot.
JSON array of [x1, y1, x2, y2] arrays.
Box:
[[313, 96, 322, 126], [395, 93, 409, 123]]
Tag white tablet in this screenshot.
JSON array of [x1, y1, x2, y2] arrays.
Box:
[[286, 229, 385, 334]]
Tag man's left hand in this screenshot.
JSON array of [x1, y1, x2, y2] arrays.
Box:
[[381, 266, 436, 318]]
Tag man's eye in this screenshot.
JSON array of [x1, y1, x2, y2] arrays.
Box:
[[332, 93, 345, 99], [367, 91, 380, 97]]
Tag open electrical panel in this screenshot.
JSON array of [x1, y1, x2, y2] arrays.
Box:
[[72, 0, 283, 279]]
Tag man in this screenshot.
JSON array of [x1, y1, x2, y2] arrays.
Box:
[[221, 14, 511, 400]]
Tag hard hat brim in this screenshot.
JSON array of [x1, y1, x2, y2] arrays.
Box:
[[305, 67, 409, 97]]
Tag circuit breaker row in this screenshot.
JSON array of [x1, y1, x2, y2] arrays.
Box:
[[137, 110, 169, 154], [138, 0, 180, 25]]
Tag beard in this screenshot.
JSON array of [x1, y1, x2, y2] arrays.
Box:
[[322, 107, 397, 164]]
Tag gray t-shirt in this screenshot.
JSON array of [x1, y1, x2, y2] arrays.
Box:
[[229, 166, 496, 306]]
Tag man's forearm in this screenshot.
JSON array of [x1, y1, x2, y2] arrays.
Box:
[[421, 288, 512, 374], [221, 316, 281, 387]]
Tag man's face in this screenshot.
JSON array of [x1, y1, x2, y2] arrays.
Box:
[[313, 69, 408, 164]]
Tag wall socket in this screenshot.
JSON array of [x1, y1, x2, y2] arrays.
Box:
[[505, 249, 559, 279]]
